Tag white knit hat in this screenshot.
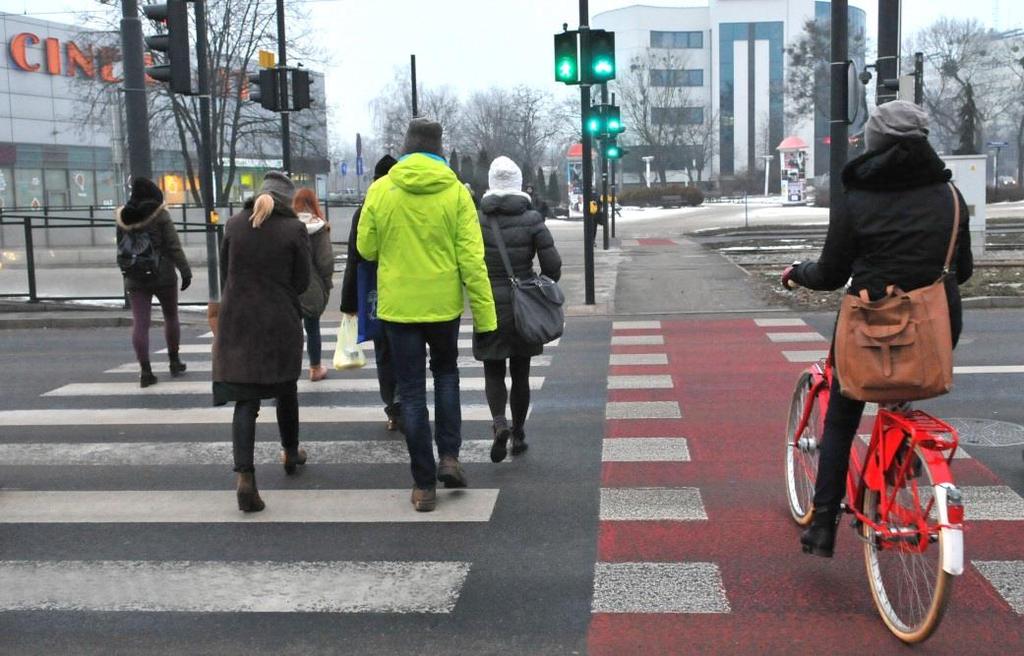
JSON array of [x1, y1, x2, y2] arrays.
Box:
[[488, 156, 523, 193]]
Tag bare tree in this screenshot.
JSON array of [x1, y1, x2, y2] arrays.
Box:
[[614, 51, 708, 183], [993, 36, 1024, 181], [72, 0, 327, 203], [785, 16, 867, 129], [457, 85, 562, 175]]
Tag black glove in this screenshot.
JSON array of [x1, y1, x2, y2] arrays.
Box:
[[180, 276, 192, 292]]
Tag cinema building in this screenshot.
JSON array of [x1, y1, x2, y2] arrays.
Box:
[[0, 11, 328, 210]]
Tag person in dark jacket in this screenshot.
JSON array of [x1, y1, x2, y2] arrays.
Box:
[[340, 154, 400, 429], [213, 171, 312, 512], [294, 187, 334, 382], [782, 100, 974, 557], [114, 177, 192, 388], [473, 156, 562, 462]]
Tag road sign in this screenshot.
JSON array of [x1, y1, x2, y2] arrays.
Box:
[[988, 141, 1010, 148], [340, 161, 348, 176], [356, 157, 364, 177], [259, 50, 276, 69]]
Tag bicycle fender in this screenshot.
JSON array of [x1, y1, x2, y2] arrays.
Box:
[[933, 483, 965, 576]]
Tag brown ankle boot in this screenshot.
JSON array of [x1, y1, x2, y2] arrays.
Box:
[[281, 448, 308, 475], [236, 471, 265, 512]]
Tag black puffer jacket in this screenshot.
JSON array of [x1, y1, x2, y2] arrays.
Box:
[[473, 192, 561, 360], [792, 138, 973, 340], [115, 204, 191, 291]]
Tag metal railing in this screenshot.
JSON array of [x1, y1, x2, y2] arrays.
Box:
[[0, 211, 222, 304]]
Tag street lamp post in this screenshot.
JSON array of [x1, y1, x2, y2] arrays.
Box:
[[761, 155, 774, 196]]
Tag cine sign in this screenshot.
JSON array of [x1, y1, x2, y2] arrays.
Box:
[[8, 32, 121, 83]]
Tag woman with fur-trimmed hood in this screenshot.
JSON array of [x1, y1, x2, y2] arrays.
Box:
[[114, 177, 192, 388], [212, 171, 312, 512]]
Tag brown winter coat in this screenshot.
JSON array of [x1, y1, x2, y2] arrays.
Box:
[[114, 204, 192, 291], [297, 214, 334, 318], [212, 198, 311, 384]]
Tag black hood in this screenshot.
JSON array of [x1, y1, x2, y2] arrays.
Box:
[[842, 138, 951, 192], [480, 192, 532, 216]]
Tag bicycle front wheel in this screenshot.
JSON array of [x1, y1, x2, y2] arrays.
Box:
[[785, 371, 822, 526], [861, 444, 953, 643]]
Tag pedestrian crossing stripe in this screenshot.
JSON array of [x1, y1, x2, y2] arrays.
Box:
[[599, 487, 707, 521], [0, 560, 471, 613], [199, 324, 480, 339], [43, 377, 546, 397], [754, 318, 807, 327], [103, 355, 554, 374], [766, 332, 827, 343], [162, 338, 560, 355], [591, 562, 730, 613], [0, 440, 508, 466], [0, 405, 502, 426], [0, 489, 500, 523], [974, 561, 1024, 614]]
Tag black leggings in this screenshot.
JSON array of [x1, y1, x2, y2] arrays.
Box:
[[232, 392, 299, 473], [483, 357, 531, 429]]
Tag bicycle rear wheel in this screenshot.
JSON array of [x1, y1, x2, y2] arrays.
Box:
[[785, 371, 822, 526], [861, 443, 953, 643]]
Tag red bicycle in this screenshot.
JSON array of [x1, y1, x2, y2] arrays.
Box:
[[784, 356, 965, 643]]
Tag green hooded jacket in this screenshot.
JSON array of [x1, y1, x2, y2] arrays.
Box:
[[357, 153, 497, 331]]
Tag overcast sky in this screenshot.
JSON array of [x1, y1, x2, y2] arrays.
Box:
[[13, 0, 1024, 145]]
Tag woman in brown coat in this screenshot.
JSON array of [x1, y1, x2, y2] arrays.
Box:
[[294, 188, 334, 382], [213, 171, 311, 512]]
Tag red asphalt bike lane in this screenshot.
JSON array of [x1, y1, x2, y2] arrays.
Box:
[[590, 317, 1024, 655]]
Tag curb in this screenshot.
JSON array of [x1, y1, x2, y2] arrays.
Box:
[[962, 296, 1024, 309], [0, 313, 137, 329]]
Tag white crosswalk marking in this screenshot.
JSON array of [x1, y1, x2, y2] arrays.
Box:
[[599, 487, 707, 521], [782, 350, 829, 363], [200, 324, 479, 339], [0, 440, 504, 466], [612, 320, 662, 330], [974, 561, 1024, 614], [0, 489, 500, 523], [610, 334, 664, 346], [104, 355, 553, 374], [767, 332, 826, 343], [44, 377, 545, 397], [0, 560, 471, 613], [754, 318, 807, 327], [606, 375, 674, 390], [164, 337, 560, 354], [591, 562, 730, 613], [0, 405, 499, 426]]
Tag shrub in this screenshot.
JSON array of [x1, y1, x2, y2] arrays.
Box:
[[987, 185, 1024, 203], [617, 184, 704, 208]]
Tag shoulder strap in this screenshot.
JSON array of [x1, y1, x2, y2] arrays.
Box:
[[942, 182, 961, 275], [487, 216, 517, 283]]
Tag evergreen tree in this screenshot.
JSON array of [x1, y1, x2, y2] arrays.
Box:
[[476, 149, 490, 193], [535, 166, 547, 199], [461, 157, 477, 193], [450, 149, 461, 180], [953, 83, 980, 155], [522, 165, 535, 190], [547, 170, 561, 204]]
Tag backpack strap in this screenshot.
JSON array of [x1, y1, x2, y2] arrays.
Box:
[[487, 216, 517, 285], [941, 182, 961, 276]]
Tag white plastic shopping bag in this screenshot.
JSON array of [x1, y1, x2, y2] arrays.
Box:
[[333, 314, 367, 370]]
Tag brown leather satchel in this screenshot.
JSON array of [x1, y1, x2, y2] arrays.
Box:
[[834, 183, 960, 403]]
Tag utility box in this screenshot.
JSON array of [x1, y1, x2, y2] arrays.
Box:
[[942, 155, 986, 256]]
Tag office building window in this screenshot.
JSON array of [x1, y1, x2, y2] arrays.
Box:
[[652, 106, 705, 125], [650, 31, 703, 49], [0, 169, 12, 209], [650, 69, 704, 87], [14, 169, 44, 208]]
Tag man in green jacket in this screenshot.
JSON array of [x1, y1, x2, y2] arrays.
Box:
[[358, 118, 497, 512]]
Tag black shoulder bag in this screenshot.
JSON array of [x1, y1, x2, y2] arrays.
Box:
[[487, 216, 565, 345]]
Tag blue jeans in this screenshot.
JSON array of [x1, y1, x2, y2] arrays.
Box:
[[303, 316, 322, 367], [383, 318, 462, 489]]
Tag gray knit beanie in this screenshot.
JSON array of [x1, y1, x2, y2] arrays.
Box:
[[259, 170, 295, 206], [865, 100, 930, 151], [402, 118, 444, 156]]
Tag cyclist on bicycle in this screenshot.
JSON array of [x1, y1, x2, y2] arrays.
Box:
[[781, 101, 973, 557]]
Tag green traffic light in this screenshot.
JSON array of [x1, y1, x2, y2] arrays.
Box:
[[593, 58, 614, 77], [607, 118, 621, 132], [606, 145, 621, 159], [586, 117, 602, 134], [557, 58, 576, 81]]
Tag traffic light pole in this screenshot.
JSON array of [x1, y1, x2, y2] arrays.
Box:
[[194, 0, 218, 302], [600, 83, 610, 251], [579, 0, 595, 305], [276, 0, 292, 174], [876, 0, 900, 105], [410, 55, 419, 117], [610, 91, 617, 239], [119, 0, 153, 180], [830, 0, 849, 236]]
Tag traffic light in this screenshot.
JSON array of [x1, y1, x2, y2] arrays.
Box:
[[585, 105, 606, 136], [602, 138, 625, 160], [554, 30, 579, 84], [292, 68, 313, 111], [142, 0, 192, 94], [605, 105, 625, 135], [247, 69, 280, 111], [586, 29, 616, 83]]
